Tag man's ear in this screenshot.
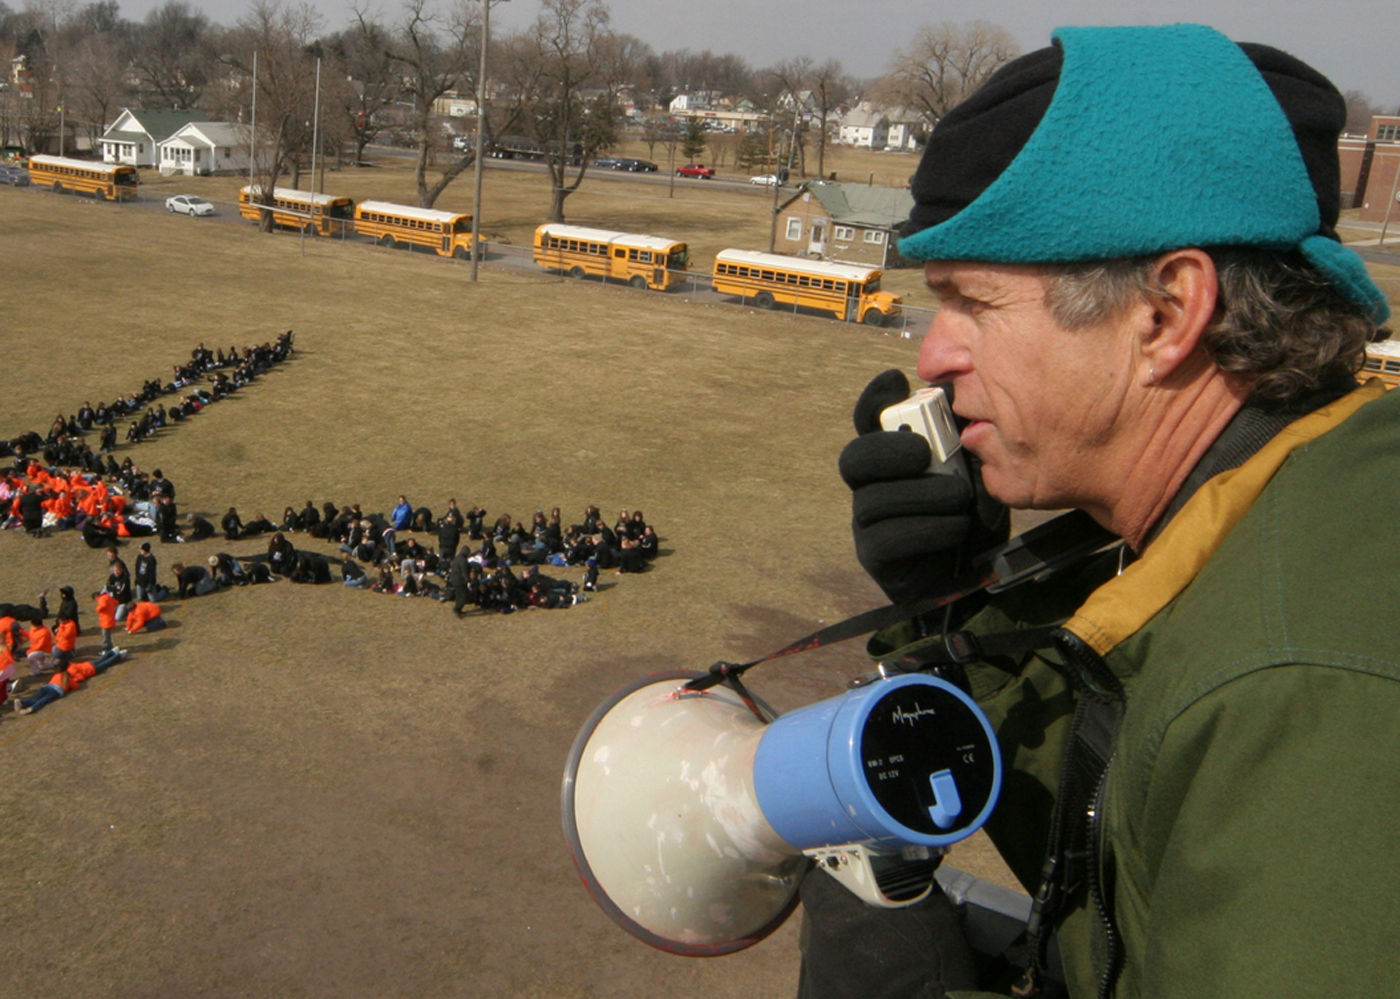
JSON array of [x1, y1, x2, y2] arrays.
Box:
[[1140, 249, 1219, 385]]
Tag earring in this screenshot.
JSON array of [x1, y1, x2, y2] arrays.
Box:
[[1148, 366, 1157, 385]]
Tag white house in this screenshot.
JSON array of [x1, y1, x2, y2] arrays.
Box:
[[839, 103, 889, 148], [158, 121, 251, 176], [839, 102, 924, 151], [100, 109, 203, 167]]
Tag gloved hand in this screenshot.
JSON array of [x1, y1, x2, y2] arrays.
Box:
[[838, 369, 1008, 605]]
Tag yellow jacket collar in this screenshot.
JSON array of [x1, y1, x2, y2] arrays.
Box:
[[1063, 380, 1387, 657]]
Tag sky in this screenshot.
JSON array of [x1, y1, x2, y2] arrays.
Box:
[[118, 0, 1399, 106]]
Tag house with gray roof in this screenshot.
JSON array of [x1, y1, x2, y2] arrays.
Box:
[[100, 109, 203, 168], [158, 121, 251, 176], [772, 181, 915, 268]]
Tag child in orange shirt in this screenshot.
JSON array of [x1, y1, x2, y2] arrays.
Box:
[[124, 601, 165, 634], [92, 591, 119, 652], [13, 648, 126, 715], [25, 618, 55, 675], [53, 617, 78, 666], [0, 644, 14, 710]]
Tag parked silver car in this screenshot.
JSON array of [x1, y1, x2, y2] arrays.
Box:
[[166, 194, 215, 216]]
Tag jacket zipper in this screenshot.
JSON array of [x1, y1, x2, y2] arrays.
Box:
[[1088, 753, 1124, 999]]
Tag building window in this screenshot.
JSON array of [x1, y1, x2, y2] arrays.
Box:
[[863, 230, 886, 244], [1380, 124, 1400, 141], [834, 225, 855, 241], [786, 218, 802, 240]]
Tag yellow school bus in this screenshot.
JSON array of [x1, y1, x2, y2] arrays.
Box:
[[711, 249, 903, 326], [28, 155, 139, 201], [238, 186, 355, 235], [353, 200, 482, 259], [1361, 339, 1400, 389], [533, 224, 689, 290]]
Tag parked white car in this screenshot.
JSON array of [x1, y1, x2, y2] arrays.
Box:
[[166, 194, 215, 217], [749, 174, 781, 187]]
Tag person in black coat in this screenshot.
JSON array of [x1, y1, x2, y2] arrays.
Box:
[[297, 500, 321, 533], [267, 533, 297, 576], [221, 507, 244, 541], [187, 513, 216, 541], [105, 560, 133, 605], [438, 515, 461, 561], [134, 543, 160, 602], [17, 486, 44, 536], [155, 495, 181, 543]]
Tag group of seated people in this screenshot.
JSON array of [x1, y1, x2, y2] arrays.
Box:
[[0, 460, 184, 546], [2, 332, 296, 480], [0, 574, 165, 717], [255, 499, 660, 611]]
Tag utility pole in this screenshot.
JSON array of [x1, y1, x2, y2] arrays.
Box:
[[471, 0, 506, 281]]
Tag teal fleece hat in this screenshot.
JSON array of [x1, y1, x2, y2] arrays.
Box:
[[898, 24, 1390, 324]]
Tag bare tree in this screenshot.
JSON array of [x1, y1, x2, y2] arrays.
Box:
[[875, 20, 1019, 131], [808, 58, 850, 180], [638, 113, 665, 157], [130, 0, 214, 109], [223, 1, 322, 231], [1344, 89, 1379, 135], [323, 18, 396, 164], [769, 56, 812, 178], [62, 33, 131, 145], [375, 0, 482, 208], [498, 0, 625, 222]]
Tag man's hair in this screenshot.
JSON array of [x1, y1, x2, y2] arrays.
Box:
[[1043, 248, 1386, 402]]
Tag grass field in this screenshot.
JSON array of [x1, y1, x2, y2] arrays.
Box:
[[5, 156, 1397, 998], [0, 179, 1028, 999]]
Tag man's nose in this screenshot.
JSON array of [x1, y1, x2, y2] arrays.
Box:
[[917, 312, 971, 385]]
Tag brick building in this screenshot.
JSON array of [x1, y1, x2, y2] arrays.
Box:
[[1339, 115, 1400, 223]]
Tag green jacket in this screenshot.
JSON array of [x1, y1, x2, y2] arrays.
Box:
[[885, 382, 1400, 998]]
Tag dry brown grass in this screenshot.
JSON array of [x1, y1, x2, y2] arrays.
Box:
[[0, 181, 1021, 999], [5, 160, 1394, 998]]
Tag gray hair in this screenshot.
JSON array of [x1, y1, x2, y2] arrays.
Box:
[[1042, 248, 1387, 403]]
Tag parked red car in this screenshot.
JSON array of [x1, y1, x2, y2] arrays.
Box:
[[675, 163, 715, 179]]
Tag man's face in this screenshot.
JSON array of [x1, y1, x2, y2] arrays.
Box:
[[917, 261, 1139, 511]]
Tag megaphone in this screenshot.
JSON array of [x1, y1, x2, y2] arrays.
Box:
[[561, 669, 1001, 956]]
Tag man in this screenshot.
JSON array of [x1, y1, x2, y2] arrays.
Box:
[[809, 24, 1397, 999]]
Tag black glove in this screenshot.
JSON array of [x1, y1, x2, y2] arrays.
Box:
[[838, 369, 1008, 605]]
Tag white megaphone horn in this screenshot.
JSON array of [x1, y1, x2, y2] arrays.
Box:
[[561, 669, 1001, 956]]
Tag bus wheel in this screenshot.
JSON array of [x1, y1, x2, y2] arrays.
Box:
[[379, 234, 396, 248], [93, 188, 106, 201], [862, 309, 886, 327], [755, 291, 775, 309], [629, 275, 648, 290], [52, 182, 63, 193], [454, 246, 469, 260], [569, 266, 586, 279]]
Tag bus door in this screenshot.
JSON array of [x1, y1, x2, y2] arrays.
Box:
[[612, 246, 626, 279], [443, 234, 453, 255], [844, 282, 860, 322]]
